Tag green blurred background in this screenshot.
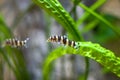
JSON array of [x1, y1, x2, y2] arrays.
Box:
[[0, 0, 120, 80]]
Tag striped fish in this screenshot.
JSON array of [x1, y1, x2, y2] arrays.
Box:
[[47, 35, 76, 48], [4, 38, 29, 48]]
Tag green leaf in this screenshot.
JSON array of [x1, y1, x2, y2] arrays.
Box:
[[78, 3, 120, 37], [43, 42, 120, 79], [0, 15, 12, 39], [76, 0, 106, 26], [32, 0, 83, 41]]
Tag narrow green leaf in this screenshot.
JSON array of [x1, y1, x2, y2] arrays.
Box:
[[32, 0, 83, 41], [76, 0, 106, 26], [0, 15, 12, 38], [78, 3, 120, 37], [81, 19, 99, 33]]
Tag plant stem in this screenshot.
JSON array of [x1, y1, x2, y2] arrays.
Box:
[[71, 1, 89, 80], [84, 57, 89, 80]]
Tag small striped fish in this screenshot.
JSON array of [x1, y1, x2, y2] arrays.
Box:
[[3, 38, 29, 48], [47, 35, 76, 48]]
